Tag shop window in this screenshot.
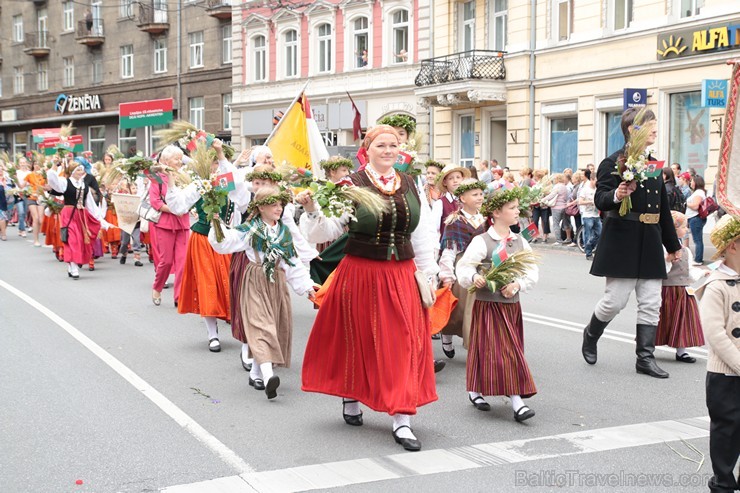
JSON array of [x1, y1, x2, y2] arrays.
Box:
[[550, 117, 578, 173], [89, 126, 106, 161], [669, 91, 708, 176], [119, 128, 137, 157]]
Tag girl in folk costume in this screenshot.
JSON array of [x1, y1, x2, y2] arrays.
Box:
[[302, 125, 440, 452], [47, 160, 111, 280], [101, 182, 122, 259], [655, 211, 707, 362], [431, 164, 471, 242], [209, 185, 316, 399], [42, 194, 65, 260], [177, 140, 234, 352], [456, 188, 539, 421], [438, 179, 488, 359], [423, 160, 444, 207]]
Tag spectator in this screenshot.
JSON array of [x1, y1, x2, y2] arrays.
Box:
[[531, 169, 551, 243], [670, 162, 681, 177], [578, 170, 600, 260], [568, 170, 585, 233], [586, 163, 595, 174], [685, 175, 707, 266], [84, 9, 93, 33], [542, 173, 573, 245], [477, 160, 492, 184], [519, 168, 534, 187], [678, 172, 692, 200]]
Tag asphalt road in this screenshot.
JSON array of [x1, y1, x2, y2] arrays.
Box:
[[0, 232, 716, 493]]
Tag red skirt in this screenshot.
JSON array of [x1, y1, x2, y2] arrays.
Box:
[[656, 286, 705, 348], [302, 255, 437, 415], [467, 300, 537, 398], [61, 206, 101, 265], [229, 251, 250, 342], [104, 209, 121, 243], [177, 232, 232, 321]]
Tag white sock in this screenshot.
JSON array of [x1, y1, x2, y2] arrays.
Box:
[[241, 343, 253, 365], [260, 362, 274, 381], [69, 262, 79, 276], [441, 335, 454, 346], [469, 391, 485, 401], [392, 414, 415, 439], [343, 398, 361, 416], [204, 317, 218, 340], [249, 363, 262, 381], [510, 395, 525, 411], [676, 347, 688, 356]]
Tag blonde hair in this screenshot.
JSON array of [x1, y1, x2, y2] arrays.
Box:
[[671, 210, 686, 230], [533, 169, 548, 180], [553, 173, 565, 184]]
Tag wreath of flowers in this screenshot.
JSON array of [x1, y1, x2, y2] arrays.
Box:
[[453, 180, 487, 198], [247, 191, 291, 213], [246, 170, 283, 183], [424, 159, 445, 171], [378, 114, 416, 135], [319, 156, 353, 172], [480, 188, 522, 217]]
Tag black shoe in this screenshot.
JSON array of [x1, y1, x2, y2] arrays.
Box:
[[442, 343, 455, 359], [72, 275, 80, 280], [134, 260, 144, 267], [88, 265, 95, 271], [514, 405, 535, 422], [208, 338, 221, 353], [163, 283, 171, 289], [582, 313, 610, 365], [68, 272, 72, 277], [431, 334, 441, 340], [635, 324, 669, 378], [265, 376, 280, 399], [469, 395, 491, 411], [174, 301, 178, 308], [342, 399, 363, 426], [433, 359, 446, 373], [249, 378, 265, 390], [392, 426, 421, 451], [241, 354, 252, 372], [675, 353, 696, 363], [120, 256, 127, 265]]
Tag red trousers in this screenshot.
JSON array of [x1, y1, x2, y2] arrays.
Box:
[[151, 224, 188, 301]]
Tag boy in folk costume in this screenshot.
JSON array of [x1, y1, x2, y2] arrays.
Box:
[[696, 214, 740, 493], [209, 185, 316, 400], [456, 188, 539, 421], [431, 164, 471, 242], [438, 178, 487, 358], [423, 160, 444, 207]]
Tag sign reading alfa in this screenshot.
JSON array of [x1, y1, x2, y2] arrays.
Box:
[[657, 22, 740, 60], [55, 93, 102, 114], [119, 98, 174, 130]]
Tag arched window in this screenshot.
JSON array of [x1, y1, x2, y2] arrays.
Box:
[[317, 23, 332, 73], [253, 35, 266, 81], [391, 9, 409, 64], [352, 16, 369, 68], [284, 29, 298, 77]]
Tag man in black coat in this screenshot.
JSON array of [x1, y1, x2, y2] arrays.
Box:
[[581, 107, 682, 378]]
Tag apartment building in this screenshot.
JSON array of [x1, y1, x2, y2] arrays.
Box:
[[0, 0, 234, 159], [419, 0, 739, 180]]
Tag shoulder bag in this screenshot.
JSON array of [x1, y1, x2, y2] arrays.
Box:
[[137, 177, 163, 223], [414, 270, 436, 308]]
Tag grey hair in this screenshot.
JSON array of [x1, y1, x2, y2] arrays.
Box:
[[160, 145, 184, 164], [250, 145, 273, 166]]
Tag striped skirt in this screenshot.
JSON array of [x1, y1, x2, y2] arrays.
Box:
[[467, 300, 537, 398], [229, 251, 250, 343], [656, 286, 705, 348]]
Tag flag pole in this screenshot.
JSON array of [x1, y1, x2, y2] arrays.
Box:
[[266, 80, 310, 143]]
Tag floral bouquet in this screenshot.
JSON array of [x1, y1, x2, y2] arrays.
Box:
[[613, 108, 653, 216], [155, 121, 235, 160], [307, 178, 388, 221], [104, 154, 156, 187], [276, 161, 315, 188], [190, 142, 230, 242], [41, 194, 64, 214], [468, 250, 540, 293]]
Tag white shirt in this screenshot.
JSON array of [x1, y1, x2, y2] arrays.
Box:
[[47, 169, 110, 229], [685, 189, 706, 219], [578, 183, 599, 218]]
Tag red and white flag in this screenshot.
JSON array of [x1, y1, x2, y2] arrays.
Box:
[[717, 60, 740, 216]]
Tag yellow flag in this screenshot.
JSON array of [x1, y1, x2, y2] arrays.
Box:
[[267, 94, 312, 171]]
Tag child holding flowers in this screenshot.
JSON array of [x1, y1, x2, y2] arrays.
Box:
[[456, 188, 539, 421]]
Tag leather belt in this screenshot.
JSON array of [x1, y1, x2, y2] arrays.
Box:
[[606, 210, 660, 224]]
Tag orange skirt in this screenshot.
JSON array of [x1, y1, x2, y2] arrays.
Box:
[[44, 212, 62, 249], [104, 209, 121, 243], [177, 232, 232, 321]]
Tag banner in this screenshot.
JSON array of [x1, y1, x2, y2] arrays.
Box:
[[717, 61, 740, 216], [111, 193, 141, 235], [120, 98, 174, 130], [32, 128, 61, 144], [39, 135, 84, 155]]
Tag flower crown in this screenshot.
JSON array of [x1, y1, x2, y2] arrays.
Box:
[[424, 159, 445, 171], [453, 180, 487, 197], [319, 157, 353, 172], [377, 114, 416, 134], [480, 188, 521, 217], [246, 170, 282, 183], [248, 191, 291, 212]]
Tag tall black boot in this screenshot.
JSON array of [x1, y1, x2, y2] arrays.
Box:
[[582, 313, 610, 365], [635, 324, 669, 378]]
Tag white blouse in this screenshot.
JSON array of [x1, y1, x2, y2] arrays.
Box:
[[47, 169, 110, 230]]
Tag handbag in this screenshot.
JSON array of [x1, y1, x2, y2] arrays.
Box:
[[137, 194, 162, 223], [414, 270, 436, 308], [565, 201, 580, 216], [698, 196, 718, 219], [540, 194, 557, 208], [60, 208, 76, 243]]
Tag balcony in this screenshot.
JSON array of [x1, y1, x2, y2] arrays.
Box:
[[414, 50, 507, 107], [137, 2, 169, 34], [75, 19, 105, 46], [23, 31, 50, 57], [206, 0, 232, 20]]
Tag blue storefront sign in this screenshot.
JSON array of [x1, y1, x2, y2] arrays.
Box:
[[701, 79, 728, 108], [623, 88, 648, 110]]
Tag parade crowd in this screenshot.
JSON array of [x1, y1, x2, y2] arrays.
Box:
[[1, 109, 738, 493]]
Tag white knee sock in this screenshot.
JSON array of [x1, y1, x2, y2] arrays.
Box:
[[469, 391, 486, 401], [441, 334, 454, 345], [510, 395, 525, 411], [249, 363, 262, 381], [241, 343, 253, 364], [676, 347, 688, 356], [392, 414, 415, 439], [342, 398, 361, 416], [260, 362, 274, 381], [204, 317, 218, 340], [68, 262, 79, 276]]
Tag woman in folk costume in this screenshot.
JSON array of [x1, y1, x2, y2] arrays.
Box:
[[209, 185, 316, 399], [456, 188, 539, 421], [438, 178, 487, 359], [47, 160, 110, 280], [177, 140, 234, 352], [655, 211, 707, 362], [301, 125, 439, 452], [431, 163, 471, 243]]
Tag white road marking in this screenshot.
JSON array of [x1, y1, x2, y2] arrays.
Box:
[[0, 280, 254, 476]]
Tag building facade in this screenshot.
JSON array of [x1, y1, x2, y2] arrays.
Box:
[[231, 0, 430, 153], [419, 0, 739, 181], [0, 0, 235, 160]]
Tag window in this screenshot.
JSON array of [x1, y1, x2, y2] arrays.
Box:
[[154, 38, 168, 73], [189, 31, 204, 68], [13, 16, 24, 43], [63, 57, 75, 87], [149, 124, 168, 155], [92, 55, 104, 84], [119, 0, 134, 18], [14, 132, 28, 157], [490, 0, 507, 51], [352, 17, 369, 68], [317, 24, 332, 73], [153, 0, 168, 23], [89, 126, 106, 161], [222, 25, 233, 64], [62, 2, 74, 32], [13, 67, 24, 95], [189, 97, 205, 130], [670, 91, 709, 176], [459, 1, 475, 51], [605, 111, 625, 156], [253, 35, 267, 81], [119, 128, 137, 157], [121, 45, 134, 78], [553, 0, 571, 41], [550, 117, 578, 173], [223, 93, 232, 130], [459, 114, 475, 168], [391, 10, 409, 63], [37, 61, 48, 92], [284, 29, 298, 77], [679, 0, 704, 18], [611, 0, 632, 30]]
